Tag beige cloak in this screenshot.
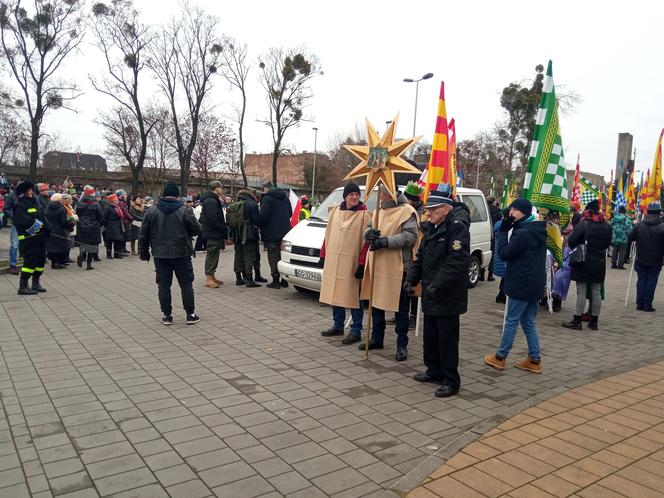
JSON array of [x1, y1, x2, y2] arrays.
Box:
[[319, 207, 372, 309], [361, 204, 418, 311]]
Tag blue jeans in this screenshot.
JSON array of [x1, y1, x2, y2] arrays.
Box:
[[9, 225, 18, 267], [332, 305, 364, 336], [497, 298, 541, 361], [635, 262, 661, 309]]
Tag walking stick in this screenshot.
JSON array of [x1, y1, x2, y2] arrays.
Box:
[[625, 243, 637, 307], [364, 199, 381, 360], [414, 297, 422, 337]]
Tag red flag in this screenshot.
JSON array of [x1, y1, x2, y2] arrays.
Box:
[[571, 154, 581, 208], [289, 189, 302, 227], [423, 82, 450, 202]]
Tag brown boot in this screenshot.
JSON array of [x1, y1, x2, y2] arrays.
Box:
[[514, 357, 542, 374], [212, 275, 223, 286], [484, 354, 506, 370], [205, 275, 220, 288]]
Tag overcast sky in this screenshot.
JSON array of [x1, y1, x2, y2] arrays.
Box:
[[18, 0, 664, 181]]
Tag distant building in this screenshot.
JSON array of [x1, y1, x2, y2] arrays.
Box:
[[566, 169, 605, 194], [244, 152, 331, 188], [42, 151, 108, 172], [615, 133, 633, 183]]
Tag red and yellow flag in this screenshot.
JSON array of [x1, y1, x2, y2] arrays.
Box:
[[645, 128, 663, 206], [640, 169, 651, 212], [604, 169, 613, 219], [448, 118, 457, 197], [626, 173, 636, 212], [423, 81, 450, 202]]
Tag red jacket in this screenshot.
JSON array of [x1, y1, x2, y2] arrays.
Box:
[[320, 201, 370, 266]]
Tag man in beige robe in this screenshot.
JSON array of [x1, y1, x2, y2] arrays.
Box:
[[319, 182, 371, 344], [359, 185, 418, 361]]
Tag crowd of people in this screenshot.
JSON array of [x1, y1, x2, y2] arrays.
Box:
[[2, 176, 663, 399]]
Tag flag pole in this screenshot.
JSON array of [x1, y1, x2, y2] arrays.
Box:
[[364, 196, 381, 360]]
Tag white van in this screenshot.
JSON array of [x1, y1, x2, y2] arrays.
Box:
[[278, 186, 493, 292]]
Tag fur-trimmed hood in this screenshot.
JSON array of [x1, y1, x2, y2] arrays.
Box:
[[237, 189, 258, 202]]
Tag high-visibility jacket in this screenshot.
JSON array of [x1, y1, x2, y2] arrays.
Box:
[[298, 207, 311, 221]]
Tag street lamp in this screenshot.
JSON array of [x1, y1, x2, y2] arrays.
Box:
[[311, 127, 318, 198], [403, 72, 434, 137]]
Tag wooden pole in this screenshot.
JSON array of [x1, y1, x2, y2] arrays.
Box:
[[364, 195, 381, 360]]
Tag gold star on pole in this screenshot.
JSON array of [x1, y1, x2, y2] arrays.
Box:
[[343, 114, 422, 201]]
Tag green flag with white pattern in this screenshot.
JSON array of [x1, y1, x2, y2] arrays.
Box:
[[522, 60, 570, 227]]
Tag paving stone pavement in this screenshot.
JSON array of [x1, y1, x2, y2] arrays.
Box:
[[0, 249, 663, 497], [409, 359, 664, 498]]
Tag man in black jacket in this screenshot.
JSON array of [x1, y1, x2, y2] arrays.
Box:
[[140, 183, 201, 325], [13, 181, 48, 295], [407, 188, 470, 398], [199, 180, 228, 288], [485, 198, 546, 374], [258, 182, 292, 289], [629, 202, 664, 312]]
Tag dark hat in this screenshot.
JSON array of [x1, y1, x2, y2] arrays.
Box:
[[424, 189, 455, 209], [648, 202, 661, 214], [263, 180, 276, 190], [584, 199, 600, 212], [342, 181, 361, 199], [163, 182, 180, 197], [208, 180, 222, 190], [618, 206, 626, 214], [508, 198, 533, 216], [486, 196, 496, 204], [15, 180, 35, 196]]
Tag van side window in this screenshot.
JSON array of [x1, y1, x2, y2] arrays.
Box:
[[463, 195, 488, 223]]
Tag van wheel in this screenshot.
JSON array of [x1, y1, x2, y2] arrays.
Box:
[[294, 285, 312, 294], [468, 255, 481, 288]]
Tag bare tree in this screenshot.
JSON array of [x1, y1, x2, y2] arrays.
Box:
[[258, 47, 320, 183], [0, 105, 26, 163], [220, 37, 249, 186], [99, 106, 141, 175], [142, 104, 175, 195], [191, 112, 234, 185], [148, 3, 223, 194], [0, 0, 85, 180], [90, 0, 154, 194]]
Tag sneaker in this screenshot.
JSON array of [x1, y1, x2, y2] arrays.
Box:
[[186, 314, 201, 325], [484, 354, 506, 370], [162, 315, 173, 325], [395, 347, 408, 362], [9, 266, 20, 275], [514, 357, 542, 374]]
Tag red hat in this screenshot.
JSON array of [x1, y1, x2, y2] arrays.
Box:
[[107, 193, 118, 203], [83, 185, 95, 195]]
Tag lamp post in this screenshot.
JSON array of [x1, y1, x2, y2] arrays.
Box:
[[311, 127, 318, 198], [403, 72, 434, 137]]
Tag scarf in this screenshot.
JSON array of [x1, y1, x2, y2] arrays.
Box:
[[111, 203, 124, 220], [581, 210, 605, 223]]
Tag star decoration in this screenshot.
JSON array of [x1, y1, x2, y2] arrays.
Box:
[[343, 114, 422, 201]]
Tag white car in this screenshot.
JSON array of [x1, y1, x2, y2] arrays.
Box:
[[278, 186, 493, 292]]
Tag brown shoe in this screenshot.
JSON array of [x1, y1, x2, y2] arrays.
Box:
[[514, 357, 542, 374], [205, 275, 220, 288], [484, 354, 506, 370], [212, 275, 224, 286]]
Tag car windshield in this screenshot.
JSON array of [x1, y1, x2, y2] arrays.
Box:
[[311, 189, 378, 221]]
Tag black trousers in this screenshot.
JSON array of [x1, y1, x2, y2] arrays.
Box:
[[19, 238, 46, 280], [154, 257, 195, 315], [423, 314, 460, 390], [233, 240, 257, 277]]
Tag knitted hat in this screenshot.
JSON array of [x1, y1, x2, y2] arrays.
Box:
[[508, 198, 533, 216], [584, 199, 600, 212], [262, 180, 276, 190], [342, 181, 361, 199], [208, 180, 222, 190], [94, 191, 101, 198], [648, 202, 661, 214], [83, 185, 95, 195], [115, 189, 127, 197], [35, 182, 48, 193], [618, 206, 627, 214], [15, 180, 35, 196], [424, 189, 454, 209], [163, 182, 180, 197], [50, 193, 63, 203], [404, 181, 423, 201], [107, 193, 118, 203]]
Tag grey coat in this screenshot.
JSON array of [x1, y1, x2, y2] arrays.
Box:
[[366, 193, 418, 266]]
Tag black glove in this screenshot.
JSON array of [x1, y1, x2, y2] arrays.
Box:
[[139, 252, 150, 262], [499, 214, 514, 232], [365, 228, 381, 241], [370, 237, 388, 251], [403, 281, 416, 296], [354, 265, 365, 279]]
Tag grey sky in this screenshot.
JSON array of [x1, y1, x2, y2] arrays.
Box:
[[28, 0, 664, 181]]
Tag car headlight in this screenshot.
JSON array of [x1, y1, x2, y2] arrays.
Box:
[[281, 241, 292, 253]]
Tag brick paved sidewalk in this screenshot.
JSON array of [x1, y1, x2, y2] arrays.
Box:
[[410, 359, 664, 497], [0, 250, 663, 497]]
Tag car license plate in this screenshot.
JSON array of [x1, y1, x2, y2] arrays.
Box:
[[295, 269, 321, 281]]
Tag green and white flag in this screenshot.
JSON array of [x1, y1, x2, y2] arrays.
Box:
[[522, 60, 570, 226], [579, 176, 600, 206]]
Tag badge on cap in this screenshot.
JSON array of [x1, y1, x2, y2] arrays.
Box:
[[452, 240, 462, 251]]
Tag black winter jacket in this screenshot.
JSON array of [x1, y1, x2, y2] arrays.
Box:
[[238, 189, 260, 242], [496, 216, 547, 302], [103, 204, 126, 241], [199, 190, 228, 240], [407, 203, 471, 316], [140, 198, 201, 259], [258, 188, 292, 242], [13, 195, 47, 242], [568, 218, 612, 283], [628, 214, 664, 268], [45, 202, 70, 254], [76, 197, 103, 245]]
